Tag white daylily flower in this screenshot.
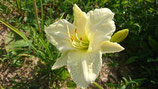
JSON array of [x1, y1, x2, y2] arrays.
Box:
[[45, 4, 124, 88]]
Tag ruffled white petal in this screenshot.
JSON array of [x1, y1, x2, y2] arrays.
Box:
[[45, 19, 75, 52], [67, 51, 88, 88], [87, 8, 115, 35], [86, 8, 115, 51], [101, 41, 124, 53], [52, 51, 68, 70], [67, 50, 102, 88], [82, 51, 102, 83], [73, 4, 88, 38]]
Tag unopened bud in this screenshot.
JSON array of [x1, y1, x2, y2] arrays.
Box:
[[110, 29, 129, 43]]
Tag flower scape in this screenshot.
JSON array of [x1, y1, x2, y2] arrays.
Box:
[[45, 4, 124, 88]]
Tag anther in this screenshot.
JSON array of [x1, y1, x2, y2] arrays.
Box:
[[80, 37, 82, 40], [75, 28, 77, 34], [71, 35, 75, 41]]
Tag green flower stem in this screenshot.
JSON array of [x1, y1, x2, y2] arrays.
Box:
[[93, 82, 103, 89]]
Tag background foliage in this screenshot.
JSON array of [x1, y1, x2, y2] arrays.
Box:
[[0, 0, 158, 89]]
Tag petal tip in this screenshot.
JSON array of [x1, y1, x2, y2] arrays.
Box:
[[73, 4, 77, 7], [101, 41, 125, 53], [114, 43, 125, 52], [52, 65, 57, 70], [120, 46, 125, 51], [73, 4, 79, 10]]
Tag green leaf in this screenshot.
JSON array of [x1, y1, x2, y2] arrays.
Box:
[[0, 19, 38, 53], [16, 0, 22, 10], [120, 85, 126, 89], [0, 19, 29, 42], [66, 81, 76, 89], [7, 40, 30, 48], [147, 58, 158, 62], [60, 70, 69, 80], [148, 36, 158, 50], [126, 56, 138, 64], [0, 85, 4, 89], [155, 28, 158, 39]]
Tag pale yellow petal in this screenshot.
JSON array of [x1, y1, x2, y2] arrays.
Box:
[[86, 8, 115, 51], [52, 51, 68, 70], [73, 4, 87, 37], [67, 51, 88, 88], [87, 8, 115, 35], [67, 50, 102, 88], [82, 51, 102, 83], [101, 41, 124, 53], [45, 19, 75, 52]]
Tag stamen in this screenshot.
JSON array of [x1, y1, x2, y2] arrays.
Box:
[[67, 25, 71, 38], [74, 28, 80, 41], [80, 37, 82, 40], [71, 34, 75, 42], [75, 28, 77, 34], [67, 27, 89, 49]]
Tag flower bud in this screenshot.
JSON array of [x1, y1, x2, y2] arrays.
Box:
[[110, 29, 129, 43]]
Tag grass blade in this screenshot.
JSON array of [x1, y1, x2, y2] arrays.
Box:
[[0, 19, 38, 53], [0, 19, 29, 42], [16, 0, 21, 11]]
